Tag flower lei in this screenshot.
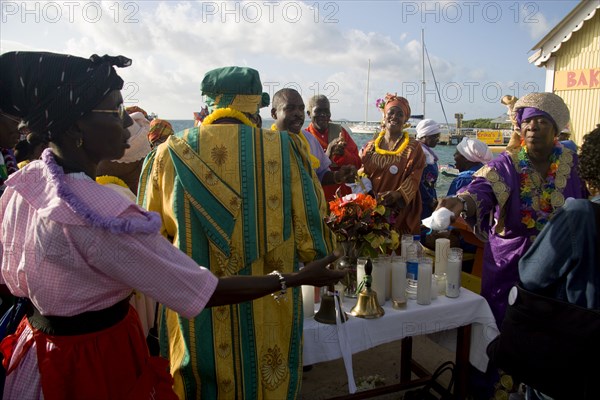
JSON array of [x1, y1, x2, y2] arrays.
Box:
[[41, 148, 161, 234], [201, 107, 257, 128], [373, 130, 410, 156], [270, 124, 320, 169], [96, 175, 129, 189], [518, 144, 562, 231]]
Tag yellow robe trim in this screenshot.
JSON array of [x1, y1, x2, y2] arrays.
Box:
[[270, 124, 320, 169]]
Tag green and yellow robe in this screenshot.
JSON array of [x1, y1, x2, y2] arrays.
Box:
[[138, 124, 335, 399]]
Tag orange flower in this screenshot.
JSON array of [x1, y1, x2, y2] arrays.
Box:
[[324, 193, 399, 257]]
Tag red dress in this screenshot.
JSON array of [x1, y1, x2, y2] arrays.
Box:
[[0, 307, 177, 400], [306, 123, 362, 201], [2, 307, 177, 400]]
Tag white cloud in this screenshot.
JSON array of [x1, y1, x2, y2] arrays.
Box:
[[1, 0, 555, 122], [50, 1, 449, 120], [520, 8, 553, 41]]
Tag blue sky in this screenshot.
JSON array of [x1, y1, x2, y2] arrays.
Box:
[[0, 1, 579, 123]]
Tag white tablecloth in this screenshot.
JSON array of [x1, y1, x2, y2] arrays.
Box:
[[303, 288, 499, 372]]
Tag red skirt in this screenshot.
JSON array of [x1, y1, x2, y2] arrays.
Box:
[[1, 307, 177, 400]]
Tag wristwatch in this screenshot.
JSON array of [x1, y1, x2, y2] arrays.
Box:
[[455, 195, 468, 219]]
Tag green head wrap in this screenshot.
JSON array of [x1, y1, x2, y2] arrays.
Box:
[[201, 66, 270, 114]]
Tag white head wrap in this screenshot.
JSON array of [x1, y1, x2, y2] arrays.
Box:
[[114, 111, 152, 163], [416, 119, 441, 139], [456, 137, 493, 164]]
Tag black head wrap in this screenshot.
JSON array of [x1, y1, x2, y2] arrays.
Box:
[[0, 51, 131, 140]]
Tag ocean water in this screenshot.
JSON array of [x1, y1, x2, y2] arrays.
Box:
[[169, 119, 496, 196]]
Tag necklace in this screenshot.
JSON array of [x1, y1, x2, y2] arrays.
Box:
[[96, 175, 130, 189], [201, 108, 257, 128], [374, 130, 409, 156], [518, 144, 562, 231]]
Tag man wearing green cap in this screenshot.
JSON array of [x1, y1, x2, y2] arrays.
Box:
[[139, 66, 336, 399]]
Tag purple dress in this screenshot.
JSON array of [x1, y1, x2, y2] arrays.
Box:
[[459, 147, 588, 326]]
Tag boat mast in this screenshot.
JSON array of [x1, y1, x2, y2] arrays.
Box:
[[365, 59, 370, 124], [421, 29, 425, 119]]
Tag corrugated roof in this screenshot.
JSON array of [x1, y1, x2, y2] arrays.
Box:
[[528, 0, 600, 67]]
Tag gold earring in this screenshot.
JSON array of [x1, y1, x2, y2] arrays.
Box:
[[77, 138, 83, 148]]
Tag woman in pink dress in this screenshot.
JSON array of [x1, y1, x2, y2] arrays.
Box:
[[0, 51, 344, 400]]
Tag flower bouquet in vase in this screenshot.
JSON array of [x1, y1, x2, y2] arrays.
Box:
[[325, 193, 400, 298]]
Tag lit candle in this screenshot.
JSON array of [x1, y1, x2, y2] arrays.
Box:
[[302, 285, 315, 318], [446, 248, 462, 298], [435, 238, 450, 275], [434, 274, 447, 296], [391, 257, 407, 307]]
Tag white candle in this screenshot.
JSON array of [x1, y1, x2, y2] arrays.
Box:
[[430, 276, 438, 300], [401, 234, 413, 259], [434, 238, 450, 275], [371, 258, 387, 305], [417, 258, 432, 305], [446, 248, 463, 298], [302, 285, 315, 318], [391, 258, 407, 305], [377, 255, 392, 300]]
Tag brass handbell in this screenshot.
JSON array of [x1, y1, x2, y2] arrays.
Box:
[[350, 259, 384, 319], [315, 285, 348, 324]]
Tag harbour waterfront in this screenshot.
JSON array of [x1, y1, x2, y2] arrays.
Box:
[[169, 120, 499, 196]]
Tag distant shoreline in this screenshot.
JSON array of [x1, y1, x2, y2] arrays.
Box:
[[167, 119, 503, 196]]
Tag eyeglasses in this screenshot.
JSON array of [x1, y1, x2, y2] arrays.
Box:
[[90, 103, 126, 119]]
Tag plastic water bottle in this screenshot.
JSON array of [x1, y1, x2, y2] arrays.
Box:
[[413, 235, 424, 259], [405, 235, 423, 300]]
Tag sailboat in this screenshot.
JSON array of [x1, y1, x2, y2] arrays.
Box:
[[346, 59, 380, 136], [347, 30, 450, 142]]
